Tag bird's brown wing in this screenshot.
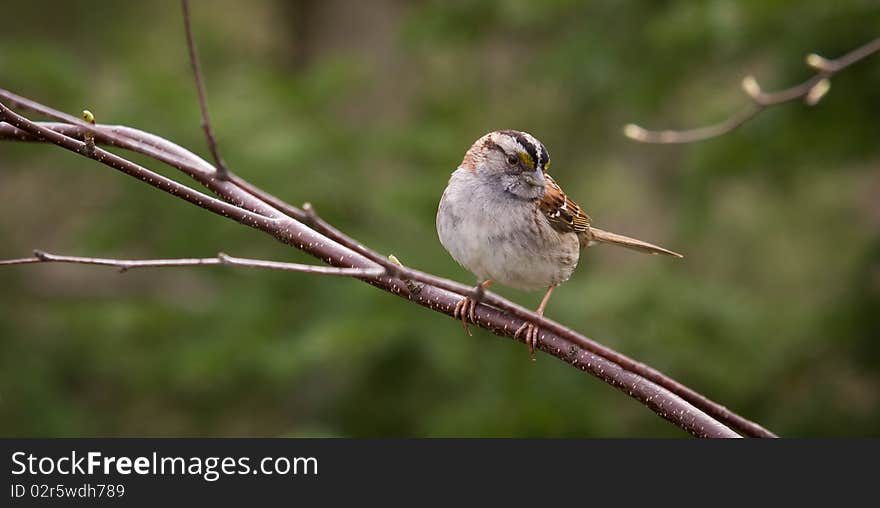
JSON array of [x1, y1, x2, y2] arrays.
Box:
[[538, 174, 591, 234], [538, 175, 682, 257]]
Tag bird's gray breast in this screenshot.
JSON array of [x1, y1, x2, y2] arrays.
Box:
[[437, 169, 579, 290]]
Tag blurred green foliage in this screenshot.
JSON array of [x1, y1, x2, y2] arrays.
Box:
[[1, 0, 878, 437]]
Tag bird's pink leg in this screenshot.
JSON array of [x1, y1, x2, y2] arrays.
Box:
[[514, 285, 556, 360]]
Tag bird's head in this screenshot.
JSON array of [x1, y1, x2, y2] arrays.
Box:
[[460, 130, 550, 200]]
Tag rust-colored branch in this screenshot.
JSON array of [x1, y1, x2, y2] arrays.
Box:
[[213, 179, 776, 439], [624, 37, 880, 143], [0, 102, 271, 229], [0, 94, 775, 437]]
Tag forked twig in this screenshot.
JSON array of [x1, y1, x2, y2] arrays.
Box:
[[624, 37, 880, 143]]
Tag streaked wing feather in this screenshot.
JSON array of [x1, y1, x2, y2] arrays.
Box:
[[538, 175, 591, 234]]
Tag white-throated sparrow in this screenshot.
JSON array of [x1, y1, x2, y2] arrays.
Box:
[[437, 130, 682, 358]]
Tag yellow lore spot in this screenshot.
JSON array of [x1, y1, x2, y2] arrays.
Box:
[[517, 151, 535, 170]]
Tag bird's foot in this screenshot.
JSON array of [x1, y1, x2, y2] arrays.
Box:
[[453, 296, 478, 336], [452, 281, 492, 336], [514, 321, 541, 361]]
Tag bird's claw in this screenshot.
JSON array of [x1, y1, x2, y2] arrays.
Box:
[[514, 322, 540, 360], [453, 296, 478, 336]]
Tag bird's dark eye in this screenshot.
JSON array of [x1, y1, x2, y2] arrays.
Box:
[[506, 154, 518, 166]]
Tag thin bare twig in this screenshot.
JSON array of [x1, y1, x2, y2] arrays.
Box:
[[624, 37, 880, 143], [1, 250, 384, 277], [0, 98, 771, 437], [181, 0, 230, 180]]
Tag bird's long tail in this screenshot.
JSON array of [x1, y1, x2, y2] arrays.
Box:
[[586, 227, 683, 258]]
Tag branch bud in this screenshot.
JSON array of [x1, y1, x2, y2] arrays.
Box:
[[622, 124, 648, 141], [387, 254, 421, 294], [302, 202, 316, 223], [806, 53, 835, 73], [81, 110, 96, 155], [741, 75, 763, 100], [805, 78, 831, 106]]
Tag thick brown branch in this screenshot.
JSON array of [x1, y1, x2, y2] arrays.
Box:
[[0, 100, 771, 437], [180, 0, 230, 180], [0, 117, 279, 218], [0, 102, 271, 229], [624, 37, 880, 143]]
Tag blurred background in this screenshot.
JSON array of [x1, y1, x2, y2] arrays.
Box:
[[1, 0, 878, 437]]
